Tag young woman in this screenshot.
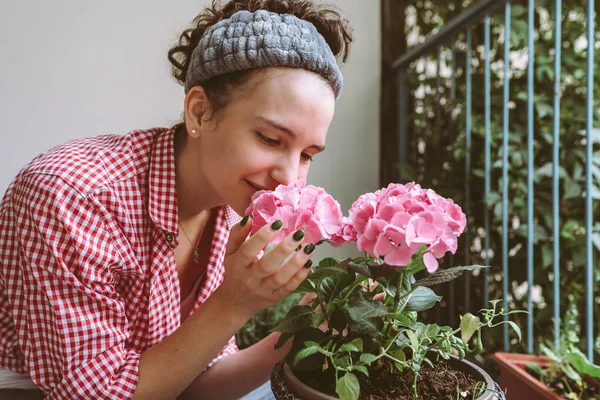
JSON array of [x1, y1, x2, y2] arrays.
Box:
[[0, 1, 352, 399]]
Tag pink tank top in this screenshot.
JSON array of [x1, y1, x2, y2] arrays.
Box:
[[180, 273, 205, 322]]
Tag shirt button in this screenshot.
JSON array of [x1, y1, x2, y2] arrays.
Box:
[[165, 233, 174, 243]]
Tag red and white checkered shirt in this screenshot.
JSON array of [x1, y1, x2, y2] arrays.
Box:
[[0, 127, 240, 399]]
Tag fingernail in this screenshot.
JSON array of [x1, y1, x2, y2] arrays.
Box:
[[304, 259, 313, 269], [292, 230, 305, 242], [240, 215, 250, 227], [295, 244, 302, 251], [303, 243, 315, 254], [270, 220, 283, 231]]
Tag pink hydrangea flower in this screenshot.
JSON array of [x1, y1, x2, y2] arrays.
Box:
[[343, 182, 466, 272], [244, 179, 344, 244]]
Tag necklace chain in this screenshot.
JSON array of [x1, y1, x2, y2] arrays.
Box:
[[178, 214, 208, 264]]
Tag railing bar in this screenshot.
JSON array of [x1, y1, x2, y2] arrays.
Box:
[[391, 0, 507, 70], [527, 0, 535, 355], [465, 28, 472, 311], [435, 46, 442, 324], [585, 0, 595, 362], [502, 0, 511, 352], [484, 14, 491, 313], [398, 69, 408, 182], [552, 0, 562, 351], [450, 41, 457, 327]]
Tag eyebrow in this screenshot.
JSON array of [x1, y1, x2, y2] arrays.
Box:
[[256, 116, 326, 152]]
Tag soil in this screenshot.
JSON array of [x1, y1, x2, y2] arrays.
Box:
[[296, 357, 487, 400], [527, 366, 599, 399]]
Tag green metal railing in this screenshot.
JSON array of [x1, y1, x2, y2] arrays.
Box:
[[391, 0, 597, 360]]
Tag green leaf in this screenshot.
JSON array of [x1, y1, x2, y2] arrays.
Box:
[[345, 296, 387, 335], [415, 265, 488, 287], [310, 266, 347, 284], [348, 338, 363, 352], [506, 321, 522, 342], [407, 329, 420, 349], [561, 363, 583, 387], [360, 353, 378, 364], [347, 261, 372, 278], [335, 355, 352, 368], [460, 313, 480, 344], [339, 343, 360, 353], [293, 279, 316, 295], [318, 257, 339, 268], [330, 307, 347, 333], [274, 332, 294, 349], [418, 324, 440, 341], [567, 348, 600, 379], [321, 271, 356, 303], [354, 365, 369, 377], [294, 346, 322, 366], [404, 286, 442, 312], [336, 373, 360, 400], [271, 305, 314, 333], [564, 178, 582, 199], [404, 256, 426, 274]]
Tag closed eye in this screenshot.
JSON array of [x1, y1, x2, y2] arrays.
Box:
[[258, 132, 314, 163], [257, 132, 279, 145], [301, 153, 313, 162]]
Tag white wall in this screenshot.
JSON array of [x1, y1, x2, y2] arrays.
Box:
[[0, 0, 380, 259]]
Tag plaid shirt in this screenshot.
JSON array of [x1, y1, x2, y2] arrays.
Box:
[[0, 127, 240, 399]]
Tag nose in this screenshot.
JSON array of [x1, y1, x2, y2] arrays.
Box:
[[270, 154, 300, 186]]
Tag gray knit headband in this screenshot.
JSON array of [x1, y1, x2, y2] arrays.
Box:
[[184, 9, 343, 99]]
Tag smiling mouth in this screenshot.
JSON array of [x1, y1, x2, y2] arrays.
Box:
[[245, 179, 268, 192]]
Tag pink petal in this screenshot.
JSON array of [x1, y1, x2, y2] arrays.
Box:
[[423, 252, 439, 273]]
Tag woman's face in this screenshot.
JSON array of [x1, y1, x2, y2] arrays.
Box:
[[190, 67, 336, 216]]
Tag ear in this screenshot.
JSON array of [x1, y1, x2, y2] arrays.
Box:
[[183, 86, 214, 138]]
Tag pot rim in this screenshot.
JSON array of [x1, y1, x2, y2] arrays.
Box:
[[283, 353, 497, 400]]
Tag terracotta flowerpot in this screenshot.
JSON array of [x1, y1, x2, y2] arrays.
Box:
[[493, 352, 563, 400], [271, 354, 497, 399]]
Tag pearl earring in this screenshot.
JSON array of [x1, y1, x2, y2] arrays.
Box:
[[191, 128, 197, 134]]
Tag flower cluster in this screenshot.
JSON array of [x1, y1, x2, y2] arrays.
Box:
[[339, 182, 466, 272], [244, 179, 344, 245]]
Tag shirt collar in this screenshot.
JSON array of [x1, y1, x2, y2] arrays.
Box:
[[148, 127, 179, 234], [148, 127, 242, 234]]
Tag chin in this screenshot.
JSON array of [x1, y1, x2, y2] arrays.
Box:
[[230, 195, 253, 217]]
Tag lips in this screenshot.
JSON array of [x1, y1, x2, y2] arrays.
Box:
[[245, 179, 268, 192]]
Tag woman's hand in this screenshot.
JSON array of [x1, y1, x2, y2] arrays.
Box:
[[214, 217, 316, 322]]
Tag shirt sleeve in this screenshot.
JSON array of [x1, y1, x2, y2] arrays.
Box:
[[5, 174, 140, 399]]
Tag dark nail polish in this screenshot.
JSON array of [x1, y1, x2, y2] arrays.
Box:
[[270, 220, 283, 231], [240, 215, 250, 227], [293, 230, 305, 242], [303, 243, 315, 254], [304, 259, 313, 269], [295, 244, 302, 251]]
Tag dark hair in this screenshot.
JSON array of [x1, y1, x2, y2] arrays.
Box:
[[168, 0, 353, 117]]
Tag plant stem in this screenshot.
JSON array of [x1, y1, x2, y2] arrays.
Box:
[[393, 271, 404, 314], [423, 327, 461, 354], [412, 370, 418, 397], [316, 294, 332, 333]]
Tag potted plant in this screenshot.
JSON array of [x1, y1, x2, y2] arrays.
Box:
[[245, 180, 521, 399], [494, 304, 599, 400]]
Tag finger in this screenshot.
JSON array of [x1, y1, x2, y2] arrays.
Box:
[[271, 258, 313, 300], [254, 229, 306, 276], [233, 219, 285, 267], [262, 243, 315, 289], [225, 215, 253, 256]]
